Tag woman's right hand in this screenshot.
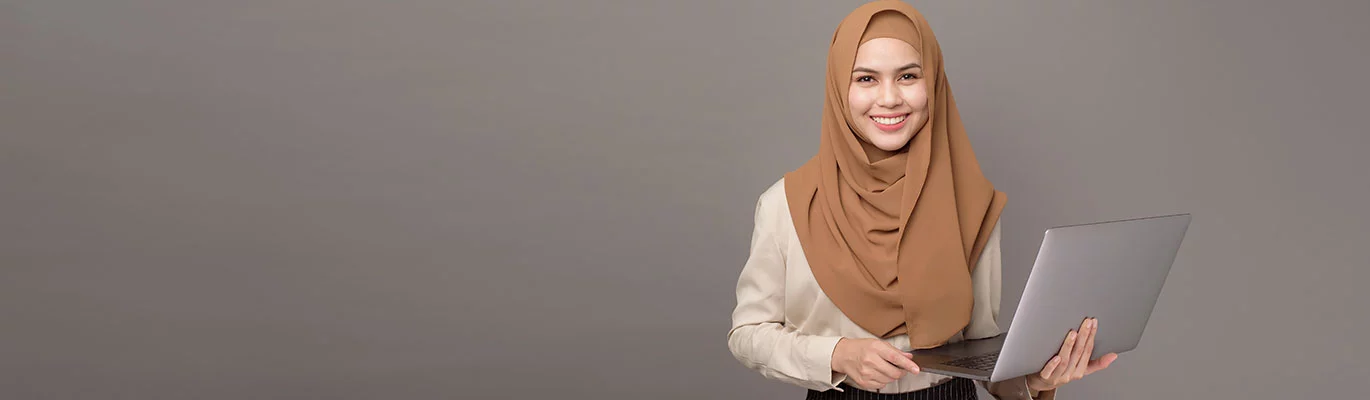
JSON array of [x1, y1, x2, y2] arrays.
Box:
[[831, 337, 921, 390]]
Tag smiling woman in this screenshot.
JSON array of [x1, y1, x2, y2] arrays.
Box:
[[725, 1, 1113, 399]]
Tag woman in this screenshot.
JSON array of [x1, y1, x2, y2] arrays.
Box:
[[726, 2, 1117, 399]]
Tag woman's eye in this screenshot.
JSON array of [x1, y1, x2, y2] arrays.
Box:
[[856, 76, 874, 83], [900, 73, 918, 80]]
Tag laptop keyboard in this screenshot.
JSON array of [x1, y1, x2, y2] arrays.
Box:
[[945, 352, 1000, 372]]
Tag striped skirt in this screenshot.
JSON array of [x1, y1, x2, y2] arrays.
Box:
[[805, 378, 977, 400]]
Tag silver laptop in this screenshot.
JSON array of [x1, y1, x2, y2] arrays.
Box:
[[910, 213, 1191, 382]]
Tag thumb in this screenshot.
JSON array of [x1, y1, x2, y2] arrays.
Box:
[[878, 345, 919, 373], [1087, 353, 1118, 374]]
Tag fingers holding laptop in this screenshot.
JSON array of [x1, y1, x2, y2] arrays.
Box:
[[1025, 318, 1119, 392], [1075, 318, 1119, 376], [832, 338, 921, 390]]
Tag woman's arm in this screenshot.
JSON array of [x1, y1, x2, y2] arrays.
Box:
[[727, 192, 848, 392], [964, 220, 1005, 341]]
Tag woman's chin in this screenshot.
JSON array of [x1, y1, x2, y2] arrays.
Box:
[[869, 136, 912, 152]]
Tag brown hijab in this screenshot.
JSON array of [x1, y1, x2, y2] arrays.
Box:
[[784, 0, 1006, 349]]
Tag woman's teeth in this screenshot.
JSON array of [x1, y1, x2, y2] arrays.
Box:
[[872, 115, 907, 125]]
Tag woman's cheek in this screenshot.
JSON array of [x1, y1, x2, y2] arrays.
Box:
[[904, 86, 928, 111]]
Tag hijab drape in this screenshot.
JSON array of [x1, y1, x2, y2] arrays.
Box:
[[784, 0, 1006, 349]]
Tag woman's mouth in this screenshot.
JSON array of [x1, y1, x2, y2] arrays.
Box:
[[870, 114, 909, 132]]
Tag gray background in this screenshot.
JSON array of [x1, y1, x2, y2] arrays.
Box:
[[3, 0, 1367, 399]]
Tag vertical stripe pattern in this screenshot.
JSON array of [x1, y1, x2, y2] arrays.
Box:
[[804, 378, 977, 400]]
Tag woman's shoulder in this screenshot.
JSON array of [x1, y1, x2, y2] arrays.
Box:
[[748, 177, 795, 232], [756, 177, 789, 213], [755, 159, 818, 223]]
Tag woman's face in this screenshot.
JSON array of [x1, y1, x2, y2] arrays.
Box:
[[847, 37, 928, 156]]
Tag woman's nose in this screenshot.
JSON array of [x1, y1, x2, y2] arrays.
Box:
[[877, 84, 903, 107]]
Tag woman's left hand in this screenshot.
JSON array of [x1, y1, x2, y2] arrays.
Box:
[[1025, 317, 1119, 393]]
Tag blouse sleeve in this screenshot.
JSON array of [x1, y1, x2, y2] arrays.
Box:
[[964, 220, 1005, 340], [726, 191, 848, 392]]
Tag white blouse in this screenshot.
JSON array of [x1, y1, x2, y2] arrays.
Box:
[[727, 177, 1006, 394]]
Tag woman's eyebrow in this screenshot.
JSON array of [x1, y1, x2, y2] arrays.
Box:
[[851, 63, 923, 74]]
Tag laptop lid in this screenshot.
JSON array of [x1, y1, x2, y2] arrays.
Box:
[[989, 213, 1191, 382]]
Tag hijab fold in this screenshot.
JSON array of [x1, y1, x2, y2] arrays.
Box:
[[783, 0, 1006, 349]]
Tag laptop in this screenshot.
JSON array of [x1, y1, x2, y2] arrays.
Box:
[[909, 213, 1191, 382]]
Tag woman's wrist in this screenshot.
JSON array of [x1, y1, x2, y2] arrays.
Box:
[[987, 376, 1033, 400], [1024, 376, 1039, 399], [1025, 373, 1054, 392], [1023, 376, 1046, 399]]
